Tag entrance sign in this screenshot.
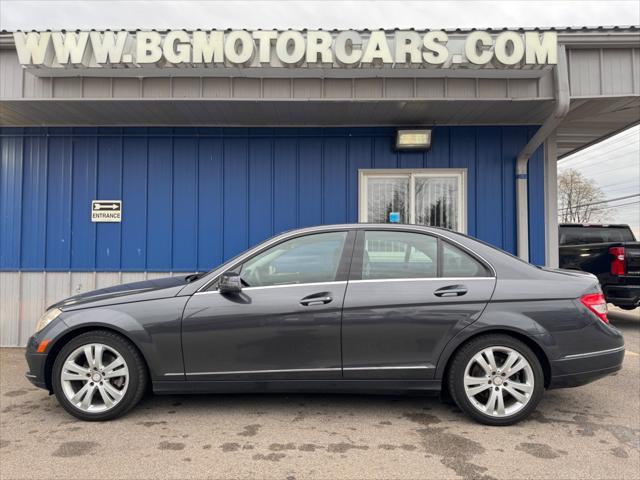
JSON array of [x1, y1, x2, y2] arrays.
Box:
[[14, 30, 557, 72], [91, 200, 122, 223]]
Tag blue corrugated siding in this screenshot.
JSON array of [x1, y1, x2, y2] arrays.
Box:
[[0, 126, 545, 271], [0, 136, 23, 269]]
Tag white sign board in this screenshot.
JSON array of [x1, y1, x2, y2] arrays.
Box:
[[91, 200, 122, 223], [14, 30, 557, 72]]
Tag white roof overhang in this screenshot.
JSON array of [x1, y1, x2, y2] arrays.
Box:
[[1, 28, 638, 157]]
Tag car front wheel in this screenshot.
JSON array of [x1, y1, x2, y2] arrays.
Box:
[[52, 330, 147, 421], [448, 334, 544, 426]]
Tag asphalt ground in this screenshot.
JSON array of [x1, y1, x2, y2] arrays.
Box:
[[1, 307, 638, 480]]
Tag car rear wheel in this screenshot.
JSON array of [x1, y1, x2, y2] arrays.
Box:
[[448, 334, 544, 426], [52, 330, 147, 421]]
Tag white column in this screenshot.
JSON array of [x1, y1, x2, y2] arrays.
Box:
[[544, 132, 559, 268]]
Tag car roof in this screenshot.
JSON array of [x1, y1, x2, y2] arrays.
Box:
[[279, 223, 450, 235]]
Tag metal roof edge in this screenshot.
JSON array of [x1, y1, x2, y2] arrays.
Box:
[[1, 25, 638, 33]]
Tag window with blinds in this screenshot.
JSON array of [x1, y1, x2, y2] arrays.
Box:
[[359, 169, 466, 232]]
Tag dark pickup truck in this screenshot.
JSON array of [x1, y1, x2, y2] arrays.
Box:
[[559, 224, 640, 310]]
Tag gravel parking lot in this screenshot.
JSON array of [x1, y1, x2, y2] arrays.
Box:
[[1, 308, 638, 480]]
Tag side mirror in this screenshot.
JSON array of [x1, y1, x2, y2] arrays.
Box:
[[218, 272, 242, 294]]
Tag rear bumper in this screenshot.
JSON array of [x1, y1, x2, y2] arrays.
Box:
[[549, 346, 625, 389], [603, 284, 640, 308]]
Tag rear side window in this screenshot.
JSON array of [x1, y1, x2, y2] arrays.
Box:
[[442, 242, 490, 277], [359, 230, 492, 280], [362, 231, 437, 280]]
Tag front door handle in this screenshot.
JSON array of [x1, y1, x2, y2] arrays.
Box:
[[434, 285, 468, 297], [300, 292, 333, 306]]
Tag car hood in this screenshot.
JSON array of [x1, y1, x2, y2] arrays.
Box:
[[51, 275, 193, 310]]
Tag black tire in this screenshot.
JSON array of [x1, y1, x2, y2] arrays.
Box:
[[447, 334, 545, 426], [52, 330, 147, 421]]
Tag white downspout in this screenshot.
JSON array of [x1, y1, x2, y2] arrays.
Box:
[[516, 45, 570, 261]]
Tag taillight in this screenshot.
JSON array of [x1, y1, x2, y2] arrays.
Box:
[[609, 246, 626, 276], [580, 293, 609, 324]]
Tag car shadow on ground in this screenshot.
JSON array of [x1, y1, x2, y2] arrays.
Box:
[[134, 390, 455, 420]]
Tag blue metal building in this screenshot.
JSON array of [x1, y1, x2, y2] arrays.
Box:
[[0, 126, 546, 272], [1, 27, 639, 345]]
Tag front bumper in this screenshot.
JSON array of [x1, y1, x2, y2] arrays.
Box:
[[23, 316, 70, 392], [549, 346, 625, 389], [25, 340, 48, 390]]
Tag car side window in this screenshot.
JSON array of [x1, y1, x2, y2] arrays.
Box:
[[239, 232, 348, 287], [442, 241, 489, 277], [362, 231, 437, 280]]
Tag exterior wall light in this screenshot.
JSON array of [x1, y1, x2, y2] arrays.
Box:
[[396, 129, 432, 150]]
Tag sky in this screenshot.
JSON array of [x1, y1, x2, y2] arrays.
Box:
[[2, 0, 639, 236], [559, 125, 640, 238], [1, 0, 639, 30]]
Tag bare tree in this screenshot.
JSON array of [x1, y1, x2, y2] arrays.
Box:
[[558, 169, 611, 223]]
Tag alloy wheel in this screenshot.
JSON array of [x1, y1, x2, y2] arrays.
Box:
[[463, 346, 534, 417], [60, 343, 129, 413]]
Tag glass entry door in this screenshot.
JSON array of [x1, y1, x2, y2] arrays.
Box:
[[359, 169, 466, 232]]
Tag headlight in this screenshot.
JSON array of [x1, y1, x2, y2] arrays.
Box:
[[35, 308, 62, 333]]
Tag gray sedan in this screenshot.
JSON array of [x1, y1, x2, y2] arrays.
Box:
[[25, 224, 625, 425]]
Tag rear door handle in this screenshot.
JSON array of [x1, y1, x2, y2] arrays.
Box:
[[300, 293, 333, 306], [434, 285, 468, 297]]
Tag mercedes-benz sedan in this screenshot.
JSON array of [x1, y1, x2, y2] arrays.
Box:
[[25, 224, 624, 425]]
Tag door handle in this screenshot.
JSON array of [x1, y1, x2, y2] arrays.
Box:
[[434, 285, 468, 297], [300, 294, 333, 306]]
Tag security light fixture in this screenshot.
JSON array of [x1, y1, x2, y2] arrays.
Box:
[[396, 129, 432, 150]]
